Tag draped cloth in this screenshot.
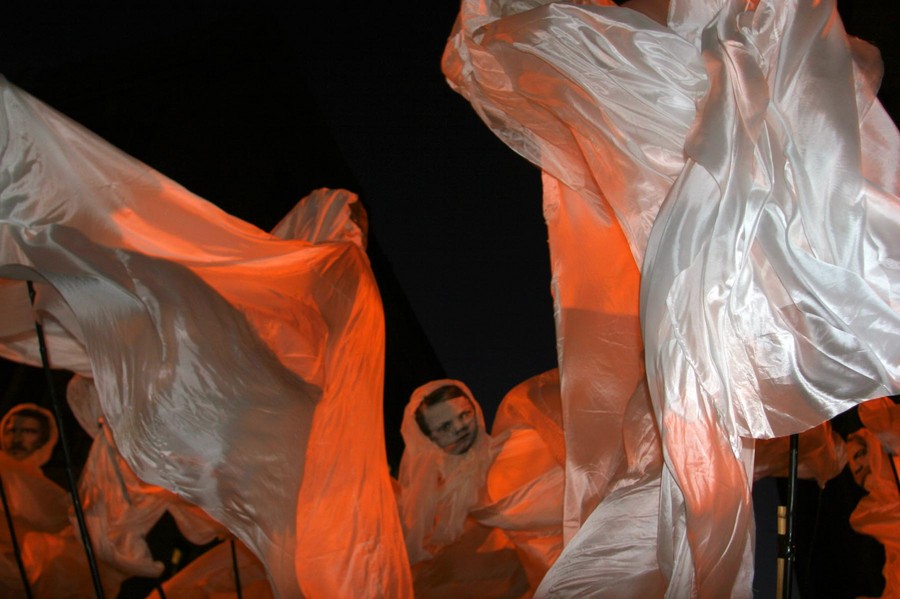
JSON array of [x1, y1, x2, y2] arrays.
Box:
[[0, 76, 411, 598], [77, 412, 226, 585], [443, 0, 900, 596], [474, 370, 566, 592]]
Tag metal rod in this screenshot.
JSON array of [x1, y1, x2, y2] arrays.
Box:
[[231, 538, 244, 599], [783, 433, 799, 599], [0, 474, 34, 598], [27, 280, 106, 598]]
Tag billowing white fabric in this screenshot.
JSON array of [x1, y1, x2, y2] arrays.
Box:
[[0, 76, 412, 598], [77, 416, 225, 582], [443, 0, 900, 596]]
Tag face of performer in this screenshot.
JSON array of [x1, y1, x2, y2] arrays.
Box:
[[847, 436, 871, 489], [422, 395, 478, 455], [2, 415, 46, 461]]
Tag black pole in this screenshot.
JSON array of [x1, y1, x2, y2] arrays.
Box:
[[230, 538, 244, 599], [776, 433, 799, 599], [26, 280, 106, 598], [0, 474, 34, 598], [783, 433, 799, 599]]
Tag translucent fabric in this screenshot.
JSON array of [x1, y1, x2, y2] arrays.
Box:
[[77, 415, 226, 585], [443, 0, 900, 596], [0, 77, 411, 598]]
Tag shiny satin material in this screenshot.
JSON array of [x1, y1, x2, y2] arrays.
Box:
[[78, 417, 226, 585], [0, 77, 411, 598], [475, 370, 566, 592], [443, 0, 899, 596]]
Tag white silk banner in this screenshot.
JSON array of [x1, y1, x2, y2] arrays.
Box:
[[443, 0, 900, 596], [0, 77, 412, 598]]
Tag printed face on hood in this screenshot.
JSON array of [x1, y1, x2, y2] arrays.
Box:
[[848, 437, 870, 488], [421, 394, 479, 455], [2, 413, 50, 461]]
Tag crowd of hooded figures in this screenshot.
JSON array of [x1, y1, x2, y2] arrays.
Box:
[[1, 0, 899, 597]]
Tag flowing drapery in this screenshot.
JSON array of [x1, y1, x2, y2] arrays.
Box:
[[0, 76, 411, 598], [443, 0, 900, 595]]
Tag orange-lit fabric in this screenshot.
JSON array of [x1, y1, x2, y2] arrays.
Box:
[[0, 77, 411, 598], [753, 423, 847, 488], [152, 539, 275, 599], [0, 404, 117, 598], [443, 0, 900, 596], [0, 405, 69, 598], [859, 397, 900, 455], [848, 427, 900, 599], [534, 378, 663, 597], [474, 370, 565, 591], [78, 414, 226, 583]]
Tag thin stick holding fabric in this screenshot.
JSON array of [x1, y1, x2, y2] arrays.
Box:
[[26, 281, 106, 598], [784, 433, 799, 599], [231, 538, 244, 599], [0, 474, 34, 598], [775, 433, 799, 599]]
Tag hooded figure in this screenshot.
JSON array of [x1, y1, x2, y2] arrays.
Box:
[[1, 403, 57, 469], [398, 379, 492, 563], [398, 379, 529, 598], [0, 403, 69, 597]]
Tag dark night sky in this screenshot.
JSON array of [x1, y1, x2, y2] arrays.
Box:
[[0, 2, 896, 466]]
